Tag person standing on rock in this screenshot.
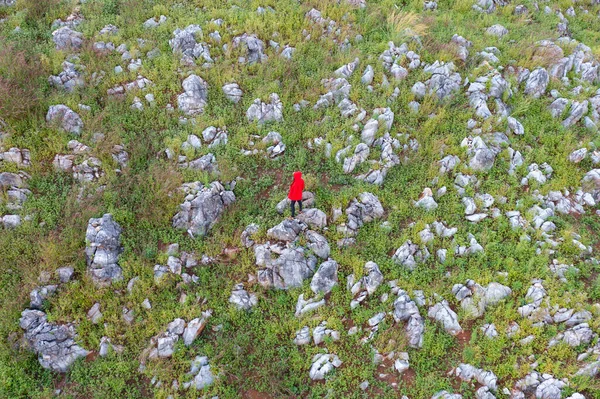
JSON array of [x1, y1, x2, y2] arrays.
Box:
[[288, 171, 305, 218]]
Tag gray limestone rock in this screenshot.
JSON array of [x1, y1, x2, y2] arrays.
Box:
[[305, 230, 330, 259], [309, 353, 342, 380], [19, 309, 89, 372], [232, 33, 267, 64], [271, 247, 316, 290], [246, 93, 283, 124], [229, 283, 258, 310], [267, 219, 305, 242], [428, 301, 462, 335], [52, 27, 83, 51], [524, 68, 549, 98], [222, 83, 243, 103], [85, 214, 123, 286], [177, 75, 208, 115], [46, 105, 83, 135], [310, 259, 338, 294], [172, 181, 235, 237], [296, 208, 327, 229]]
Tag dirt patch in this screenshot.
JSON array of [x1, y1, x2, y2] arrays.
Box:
[[243, 389, 274, 399], [223, 246, 240, 259], [456, 329, 472, 350], [375, 358, 400, 388], [85, 351, 98, 362], [401, 367, 416, 387]]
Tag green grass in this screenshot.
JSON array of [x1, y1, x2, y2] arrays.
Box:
[[2, 0, 600, 397]]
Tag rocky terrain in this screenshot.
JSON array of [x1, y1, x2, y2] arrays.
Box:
[[2, 0, 600, 397]]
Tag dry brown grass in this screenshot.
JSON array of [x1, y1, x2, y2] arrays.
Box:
[[0, 44, 47, 121], [387, 10, 428, 40], [18, 0, 61, 22]]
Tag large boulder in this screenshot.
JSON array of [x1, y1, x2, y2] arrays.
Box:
[[85, 214, 123, 286], [52, 27, 83, 50], [19, 309, 89, 372], [428, 301, 462, 335], [271, 247, 317, 290], [267, 219, 305, 242], [305, 230, 330, 259], [524, 68, 549, 98], [46, 105, 83, 135], [296, 208, 327, 229], [246, 93, 283, 124], [232, 33, 266, 64], [310, 260, 338, 294], [172, 181, 235, 237], [177, 75, 208, 115]]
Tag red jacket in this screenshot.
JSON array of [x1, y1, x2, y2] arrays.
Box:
[[288, 171, 304, 201]]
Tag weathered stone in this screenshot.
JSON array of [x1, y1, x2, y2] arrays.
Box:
[[19, 309, 89, 372], [271, 247, 316, 290], [222, 83, 243, 103], [267, 219, 304, 242], [56, 267, 74, 283], [46, 105, 83, 135], [85, 214, 123, 286], [182, 313, 210, 346], [309, 353, 342, 380], [172, 181, 235, 237], [177, 75, 208, 115], [428, 301, 462, 335], [310, 260, 338, 294], [52, 27, 83, 50], [296, 208, 327, 229], [524, 68, 549, 98], [486, 24, 508, 37], [246, 94, 283, 124], [232, 33, 266, 64], [229, 283, 257, 310], [305, 230, 330, 259]]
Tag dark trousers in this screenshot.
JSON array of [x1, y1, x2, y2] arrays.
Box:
[[290, 200, 303, 217]]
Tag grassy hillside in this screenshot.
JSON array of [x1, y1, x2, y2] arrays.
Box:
[[2, 0, 600, 398]]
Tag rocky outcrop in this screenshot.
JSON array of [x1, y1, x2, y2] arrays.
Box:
[[232, 33, 266, 64], [336, 192, 384, 246], [172, 181, 235, 237], [48, 60, 84, 92], [19, 309, 89, 372], [428, 301, 462, 335], [46, 105, 83, 135], [52, 27, 83, 51], [177, 75, 208, 115], [309, 352, 342, 380], [170, 25, 212, 64], [246, 93, 283, 124], [310, 259, 338, 295], [85, 214, 123, 286], [229, 283, 257, 310], [393, 290, 425, 348], [142, 313, 211, 361], [222, 83, 243, 103]]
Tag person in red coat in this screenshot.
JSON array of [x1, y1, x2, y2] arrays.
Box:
[[288, 171, 305, 218]]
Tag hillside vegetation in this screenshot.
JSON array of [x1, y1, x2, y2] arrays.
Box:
[[2, 0, 600, 398]]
